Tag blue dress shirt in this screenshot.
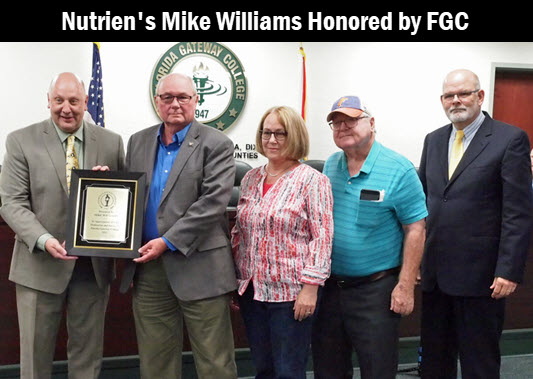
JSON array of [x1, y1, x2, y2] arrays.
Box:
[[142, 123, 192, 251]]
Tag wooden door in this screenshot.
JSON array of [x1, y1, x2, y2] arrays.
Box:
[[493, 68, 533, 144], [493, 67, 533, 330]]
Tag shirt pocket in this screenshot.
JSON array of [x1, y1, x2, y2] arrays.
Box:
[[356, 199, 387, 228]]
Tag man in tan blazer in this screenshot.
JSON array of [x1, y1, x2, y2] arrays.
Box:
[[119, 73, 237, 379], [0, 72, 125, 379]]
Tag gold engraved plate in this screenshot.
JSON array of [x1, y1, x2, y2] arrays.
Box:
[[82, 186, 130, 243]]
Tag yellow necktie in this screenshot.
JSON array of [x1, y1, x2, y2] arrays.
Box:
[[66, 135, 79, 193], [449, 129, 464, 179]]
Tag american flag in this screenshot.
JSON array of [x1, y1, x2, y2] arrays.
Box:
[[88, 42, 105, 127]]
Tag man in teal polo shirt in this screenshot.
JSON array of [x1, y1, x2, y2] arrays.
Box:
[[312, 96, 427, 379]]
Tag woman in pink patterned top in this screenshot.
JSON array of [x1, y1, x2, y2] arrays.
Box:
[[231, 106, 333, 379]]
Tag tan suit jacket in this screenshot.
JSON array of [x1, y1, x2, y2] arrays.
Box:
[[0, 118, 125, 294], [119, 120, 237, 301]]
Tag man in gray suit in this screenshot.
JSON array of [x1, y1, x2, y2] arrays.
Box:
[[119, 73, 237, 379], [0, 72, 125, 379]]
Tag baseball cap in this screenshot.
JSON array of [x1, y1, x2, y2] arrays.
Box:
[[327, 96, 371, 122]]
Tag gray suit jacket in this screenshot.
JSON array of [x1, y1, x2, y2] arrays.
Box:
[[119, 120, 237, 301], [0, 118, 125, 294]]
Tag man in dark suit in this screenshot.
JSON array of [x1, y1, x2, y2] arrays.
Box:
[[119, 73, 237, 379], [0, 72, 125, 379], [418, 69, 533, 378]]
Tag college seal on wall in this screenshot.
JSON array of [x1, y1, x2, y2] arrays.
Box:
[[150, 42, 247, 132]]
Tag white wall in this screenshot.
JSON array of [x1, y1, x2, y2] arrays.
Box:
[[2, 42, 533, 168]]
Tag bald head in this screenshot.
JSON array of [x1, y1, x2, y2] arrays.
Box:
[[48, 72, 85, 95], [442, 69, 480, 92]]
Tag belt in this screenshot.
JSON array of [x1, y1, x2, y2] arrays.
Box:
[[329, 267, 401, 289]]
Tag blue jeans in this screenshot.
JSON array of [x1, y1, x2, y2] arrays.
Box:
[[238, 284, 318, 379]]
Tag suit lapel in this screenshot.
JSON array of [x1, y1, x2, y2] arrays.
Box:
[[437, 125, 452, 181], [159, 121, 200, 206], [144, 125, 160, 191], [447, 115, 492, 187], [42, 120, 69, 194], [84, 123, 98, 169]]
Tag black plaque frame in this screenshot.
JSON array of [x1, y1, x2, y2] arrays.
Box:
[[66, 170, 145, 258]]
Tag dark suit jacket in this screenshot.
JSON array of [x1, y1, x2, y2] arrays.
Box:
[[419, 112, 533, 297], [119, 120, 237, 301]]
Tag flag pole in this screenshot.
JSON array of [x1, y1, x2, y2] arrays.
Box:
[[299, 42, 307, 122], [299, 43, 308, 161]]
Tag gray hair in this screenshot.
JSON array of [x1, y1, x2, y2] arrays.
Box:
[[156, 73, 197, 95]]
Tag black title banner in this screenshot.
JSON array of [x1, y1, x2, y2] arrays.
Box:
[[1, 6, 525, 42]]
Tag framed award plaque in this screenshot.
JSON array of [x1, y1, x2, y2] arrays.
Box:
[[66, 170, 145, 258]]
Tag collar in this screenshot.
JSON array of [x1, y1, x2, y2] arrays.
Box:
[[52, 120, 84, 144], [451, 111, 485, 138], [157, 122, 192, 146], [341, 140, 382, 178]]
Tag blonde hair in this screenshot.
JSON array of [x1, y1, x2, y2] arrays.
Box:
[[256, 106, 309, 161]]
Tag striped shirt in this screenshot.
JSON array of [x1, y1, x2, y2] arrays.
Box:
[[447, 111, 485, 162], [324, 141, 428, 277], [231, 164, 334, 302]]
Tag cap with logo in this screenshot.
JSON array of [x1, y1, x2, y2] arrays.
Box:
[[327, 95, 371, 122]]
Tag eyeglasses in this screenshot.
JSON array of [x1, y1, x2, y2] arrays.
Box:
[[261, 130, 288, 141], [329, 116, 368, 131], [441, 89, 480, 103], [157, 94, 194, 105]]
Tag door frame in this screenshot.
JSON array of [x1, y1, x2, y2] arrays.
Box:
[[488, 62, 533, 115]]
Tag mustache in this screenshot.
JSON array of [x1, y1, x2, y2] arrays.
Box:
[[449, 106, 467, 112]]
